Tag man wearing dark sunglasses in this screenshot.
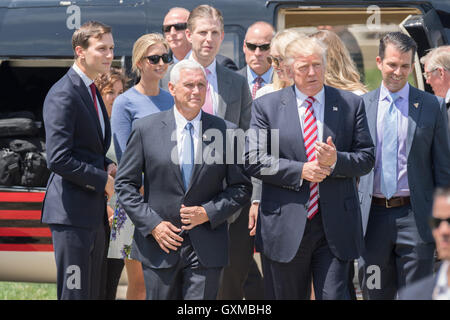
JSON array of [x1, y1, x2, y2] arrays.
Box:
[[160, 7, 238, 90], [399, 187, 450, 300], [238, 22, 275, 100]]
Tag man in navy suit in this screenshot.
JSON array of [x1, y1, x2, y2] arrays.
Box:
[[42, 21, 116, 300], [358, 32, 450, 300], [114, 59, 252, 299], [244, 35, 374, 299], [398, 187, 450, 300]]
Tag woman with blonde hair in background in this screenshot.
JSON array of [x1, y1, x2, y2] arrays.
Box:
[[109, 33, 174, 300], [255, 28, 301, 99], [310, 29, 367, 300], [310, 29, 367, 96]]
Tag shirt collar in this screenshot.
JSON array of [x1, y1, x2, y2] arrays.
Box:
[[295, 85, 325, 108], [445, 88, 450, 104], [433, 260, 450, 299], [189, 54, 216, 77], [247, 66, 273, 85], [72, 62, 94, 87], [380, 82, 409, 103], [173, 106, 202, 134]]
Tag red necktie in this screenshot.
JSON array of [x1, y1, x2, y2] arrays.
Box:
[[89, 83, 100, 118], [303, 96, 319, 219], [252, 76, 263, 99]]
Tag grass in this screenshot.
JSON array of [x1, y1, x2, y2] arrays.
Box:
[[0, 281, 57, 300]]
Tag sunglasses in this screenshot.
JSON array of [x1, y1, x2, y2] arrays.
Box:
[[245, 42, 270, 52], [162, 22, 188, 33], [267, 55, 283, 67], [429, 216, 450, 229], [145, 53, 173, 64]]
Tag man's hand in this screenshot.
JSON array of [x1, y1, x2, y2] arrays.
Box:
[[107, 163, 117, 178], [315, 136, 337, 167], [151, 221, 183, 254], [301, 159, 331, 183], [105, 174, 115, 199], [180, 205, 209, 231], [248, 202, 259, 236]]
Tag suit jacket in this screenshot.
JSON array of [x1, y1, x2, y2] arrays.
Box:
[[244, 85, 375, 263], [398, 274, 437, 300], [41, 67, 112, 229], [114, 109, 252, 268], [358, 86, 450, 240]]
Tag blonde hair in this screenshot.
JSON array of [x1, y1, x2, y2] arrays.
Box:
[[285, 34, 327, 67], [271, 29, 302, 90], [420, 45, 450, 71], [310, 30, 367, 93], [132, 33, 170, 77]]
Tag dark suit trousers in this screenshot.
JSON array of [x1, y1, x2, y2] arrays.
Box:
[[142, 235, 222, 300], [50, 223, 106, 300], [263, 212, 351, 300], [359, 203, 435, 300], [217, 204, 264, 300]]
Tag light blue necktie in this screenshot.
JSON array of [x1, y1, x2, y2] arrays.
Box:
[[181, 122, 194, 190], [381, 93, 399, 199]]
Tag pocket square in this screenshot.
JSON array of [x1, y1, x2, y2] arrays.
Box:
[[333, 106, 338, 111], [413, 102, 419, 108]]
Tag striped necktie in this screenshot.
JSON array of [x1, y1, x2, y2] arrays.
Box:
[[303, 96, 319, 219], [252, 76, 263, 99]]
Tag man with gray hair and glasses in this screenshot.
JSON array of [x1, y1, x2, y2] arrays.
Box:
[[420, 45, 450, 129]]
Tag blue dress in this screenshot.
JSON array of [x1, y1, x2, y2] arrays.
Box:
[[108, 87, 173, 259]]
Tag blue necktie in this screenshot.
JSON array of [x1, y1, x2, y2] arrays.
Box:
[[181, 122, 194, 190], [381, 93, 399, 199]]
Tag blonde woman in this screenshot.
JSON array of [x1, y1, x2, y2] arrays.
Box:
[[109, 33, 174, 300], [255, 28, 301, 98], [310, 29, 367, 96]]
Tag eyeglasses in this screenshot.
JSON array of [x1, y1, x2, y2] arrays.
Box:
[[145, 53, 173, 64], [267, 55, 283, 67], [429, 216, 450, 229], [245, 42, 270, 52], [423, 68, 437, 79], [162, 22, 188, 33]]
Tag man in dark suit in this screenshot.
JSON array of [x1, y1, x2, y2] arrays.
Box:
[[114, 59, 252, 299], [220, 21, 274, 300], [420, 45, 450, 130], [244, 34, 375, 299], [41, 21, 116, 300], [398, 187, 450, 300], [160, 7, 237, 90], [358, 32, 450, 300]]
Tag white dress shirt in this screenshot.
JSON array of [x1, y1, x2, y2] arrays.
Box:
[[433, 261, 450, 300], [174, 107, 202, 167], [72, 63, 105, 138]]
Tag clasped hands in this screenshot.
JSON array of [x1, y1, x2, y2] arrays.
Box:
[[151, 205, 209, 253], [301, 136, 337, 183], [104, 163, 117, 200]]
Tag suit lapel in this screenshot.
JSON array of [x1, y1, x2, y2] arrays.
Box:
[[322, 85, 340, 144], [216, 64, 232, 119], [68, 69, 105, 147], [282, 86, 307, 161], [162, 112, 185, 190], [407, 86, 422, 158], [185, 112, 214, 194], [366, 88, 381, 147]]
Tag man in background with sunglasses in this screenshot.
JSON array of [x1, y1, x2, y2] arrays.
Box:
[[221, 21, 275, 301], [160, 7, 238, 90], [399, 187, 450, 300]]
